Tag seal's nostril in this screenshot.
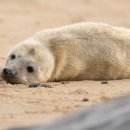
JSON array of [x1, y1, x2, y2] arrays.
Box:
[[3, 68, 8, 75]]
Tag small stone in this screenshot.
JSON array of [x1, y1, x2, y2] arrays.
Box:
[[39, 84, 52, 88], [82, 97, 89, 102], [61, 81, 69, 84], [101, 80, 108, 84], [28, 82, 40, 88]]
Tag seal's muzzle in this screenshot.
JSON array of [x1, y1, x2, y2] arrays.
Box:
[[3, 68, 15, 78], [2, 68, 23, 84]]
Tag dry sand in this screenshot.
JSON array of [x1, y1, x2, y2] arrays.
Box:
[[0, 0, 130, 130]]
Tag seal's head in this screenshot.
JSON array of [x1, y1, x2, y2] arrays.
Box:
[[1, 38, 55, 84]]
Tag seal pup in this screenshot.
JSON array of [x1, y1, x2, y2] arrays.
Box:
[[1, 22, 130, 85]]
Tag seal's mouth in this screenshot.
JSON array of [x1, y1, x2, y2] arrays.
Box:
[[1, 68, 26, 84]]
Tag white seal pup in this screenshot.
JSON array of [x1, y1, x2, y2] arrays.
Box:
[[1, 22, 130, 84]]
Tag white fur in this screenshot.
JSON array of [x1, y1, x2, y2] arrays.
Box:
[[5, 22, 130, 83]]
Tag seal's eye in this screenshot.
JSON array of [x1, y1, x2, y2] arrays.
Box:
[[27, 66, 34, 73], [10, 54, 16, 60]]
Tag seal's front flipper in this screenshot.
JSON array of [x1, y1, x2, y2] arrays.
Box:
[[28, 82, 40, 88], [28, 82, 52, 88]]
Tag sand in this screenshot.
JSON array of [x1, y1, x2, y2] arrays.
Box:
[[0, 0, 130, 129]]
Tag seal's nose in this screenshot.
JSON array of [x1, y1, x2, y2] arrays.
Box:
[[3, 68, 11, 75], [3, 68, 9, 75], [2, 68, 21, 84], [3, 68, 15, 78]]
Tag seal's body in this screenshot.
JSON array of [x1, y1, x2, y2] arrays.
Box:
[[2, 22, 130, 84]]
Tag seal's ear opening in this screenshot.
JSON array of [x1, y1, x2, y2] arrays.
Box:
[[28, 48, 35, 56]]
